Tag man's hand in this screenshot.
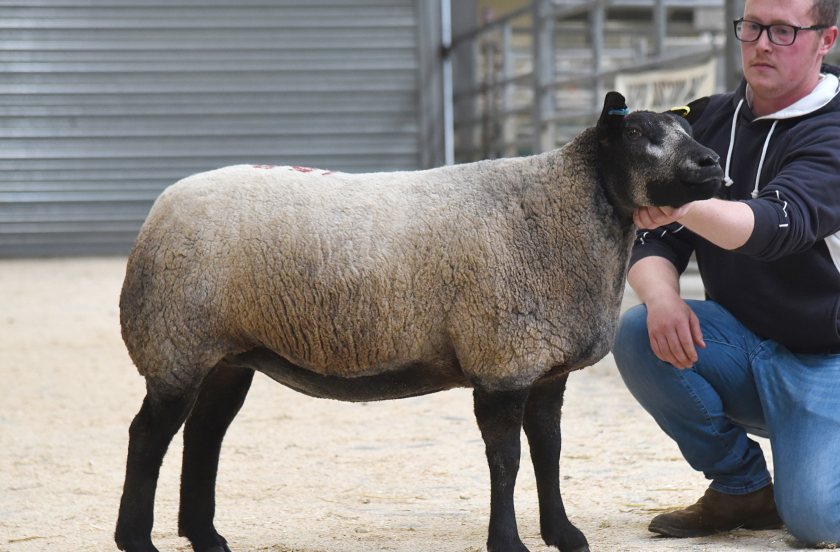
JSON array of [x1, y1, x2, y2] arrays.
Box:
[[633, 204, 693, 229], [634, 199, 754, 251], [628, 256, 706, 370], [645, 295, 705, 369]]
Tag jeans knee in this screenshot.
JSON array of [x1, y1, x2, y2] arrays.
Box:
[[612, 304, 666, 404], [613, 304, 650, 369], [776, 480, 840, 545]]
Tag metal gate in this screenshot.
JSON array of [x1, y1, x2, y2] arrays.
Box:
[[0, 0, 443, 256]]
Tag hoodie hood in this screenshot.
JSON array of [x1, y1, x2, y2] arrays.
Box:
[[723, 64, 840, 197], [750, 71, 840, 120], [731, 63, 840, 118]]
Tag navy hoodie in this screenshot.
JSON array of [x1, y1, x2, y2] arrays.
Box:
[[630, 64, 840, 353]]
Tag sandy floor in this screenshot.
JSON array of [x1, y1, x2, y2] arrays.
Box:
[[0, 257, 807, 551]]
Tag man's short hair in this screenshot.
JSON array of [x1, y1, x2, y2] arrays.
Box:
[[812, 0, 840, 26]]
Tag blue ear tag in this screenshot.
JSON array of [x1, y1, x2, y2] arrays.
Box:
[[607, 107, 630, 116]]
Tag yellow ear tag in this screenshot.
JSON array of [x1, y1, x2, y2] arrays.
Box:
[[670, 105, 691, 118]]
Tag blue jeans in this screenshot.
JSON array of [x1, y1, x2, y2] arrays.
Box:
[[613, 300, 840, 545]]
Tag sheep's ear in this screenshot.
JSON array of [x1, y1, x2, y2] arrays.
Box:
[[665, 96, 710, 125], [597, 91, 628, 141]]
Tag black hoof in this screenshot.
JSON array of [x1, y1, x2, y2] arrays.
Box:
[[542, 523, 589, 552], [487, 540, 530, 552], [181, 527, 231, 552], [114, 536, 160, 552], [199, 546, 231, 552], [192, 537, 232, 552]]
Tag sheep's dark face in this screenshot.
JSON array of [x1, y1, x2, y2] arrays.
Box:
[[596, 92, 722, 213]]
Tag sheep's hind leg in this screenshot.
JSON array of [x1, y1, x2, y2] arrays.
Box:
[[522, 376, 589, 552], [115, 387, 198, 552], [473, 386, 531, 552], [178, 364, 255, 552]]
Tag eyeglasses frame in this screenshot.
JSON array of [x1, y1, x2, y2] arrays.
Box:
[[733, 17, 829, 46]]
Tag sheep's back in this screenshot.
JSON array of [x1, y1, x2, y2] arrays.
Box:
[[121, 164, 469, 380]]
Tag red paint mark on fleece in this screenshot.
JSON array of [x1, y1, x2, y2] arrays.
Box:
[[252, 164, 337, 176]]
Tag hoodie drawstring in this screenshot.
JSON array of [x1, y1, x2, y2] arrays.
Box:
[[753, 120, 778, 198], [723, 98, 778, 198], [723, 98, 743, 188]]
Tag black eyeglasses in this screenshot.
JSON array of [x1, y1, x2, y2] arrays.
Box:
[[734, 18, 828, 46]]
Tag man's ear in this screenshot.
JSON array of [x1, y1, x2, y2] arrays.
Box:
[[666, 96, 710, 125], [597, 91, 628, 142], [818, 26, 839, 56]]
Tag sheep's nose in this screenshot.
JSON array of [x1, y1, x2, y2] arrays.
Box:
[[698, 151, 720, 167]]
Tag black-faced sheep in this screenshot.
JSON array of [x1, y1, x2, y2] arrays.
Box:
[[115, 92, 722, 552]]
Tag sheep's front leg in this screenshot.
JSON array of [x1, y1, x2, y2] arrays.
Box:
[[473, 386, 531, 552], [522, 376, 589, 552]]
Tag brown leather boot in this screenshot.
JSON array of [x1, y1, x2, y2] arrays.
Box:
[[649, 484, 783, 538]]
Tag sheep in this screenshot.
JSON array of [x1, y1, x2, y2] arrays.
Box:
[[114, 91, 722, 552]]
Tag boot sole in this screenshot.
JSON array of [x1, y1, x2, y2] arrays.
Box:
[[649, 517, 784, 538], [648, 520, 719, 538]]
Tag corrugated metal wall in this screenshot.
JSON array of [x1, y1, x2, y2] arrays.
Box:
[[0, 0, 444, 256]]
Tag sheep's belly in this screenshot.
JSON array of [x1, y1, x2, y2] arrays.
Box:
[[227, 347, 469, 402]]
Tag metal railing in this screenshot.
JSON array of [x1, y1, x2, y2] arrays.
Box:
[[449, 0, 730, 162]]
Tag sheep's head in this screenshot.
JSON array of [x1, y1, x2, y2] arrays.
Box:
[[595, 91, 722, 217]]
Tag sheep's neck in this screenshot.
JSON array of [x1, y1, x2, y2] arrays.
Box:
[[512, 140, 634, 256], [544, 131, 634, 228], [598, 176, 635, 225]]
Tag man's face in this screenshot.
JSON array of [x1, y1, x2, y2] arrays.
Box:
[[741, 0, 837, 113]]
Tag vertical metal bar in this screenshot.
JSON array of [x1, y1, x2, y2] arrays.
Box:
[[653, 0, 666, 57], [590, 0, 605, 112], [531, 0, 555, 153], [441, 0, 454, 165], [501, 21, 516, 157], [725, 0, 745, 89], [481, 25, 493, 158], [471, 38, 483, 160], [450, 0, 478, 163]]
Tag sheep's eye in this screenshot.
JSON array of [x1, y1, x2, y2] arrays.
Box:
[[625, 127, 643, 139]]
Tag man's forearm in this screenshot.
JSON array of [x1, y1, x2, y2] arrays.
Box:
[[627, 256, 682, 305], [676, 198, 754, 251]]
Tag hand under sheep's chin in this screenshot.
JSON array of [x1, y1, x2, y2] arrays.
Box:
[[633, 203, 695, 229]]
